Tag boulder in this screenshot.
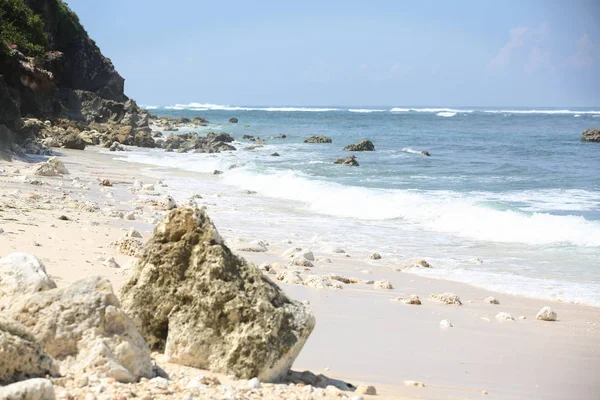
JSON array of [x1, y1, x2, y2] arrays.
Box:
[[0, 317, 59, 385], [581, 128, 600, 142], [0, 253, 57, 308], [208, 132, 235, 143], [370, 252, 382, 260], [6, 277, 152, 383], [304, 135, 332, 144], [344, 140, 375, 151], [421, 151, 431, 156], [109, 141, 125, 151], [373, 280, 393, 290], [0, 378, 56, 400], [271, 152, 280, 157], [61, 133, 86, 150], [133, 130, 156, 148], [334, 155, 359, 166], [229, 117, 239, 123], [120, 207, 315, 381]]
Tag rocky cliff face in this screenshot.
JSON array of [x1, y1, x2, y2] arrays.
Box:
[[0, 0, 146, 146]]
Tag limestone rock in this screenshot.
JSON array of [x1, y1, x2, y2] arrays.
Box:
[[0, 318, 58, 384], [30, 157, 69, 177], [0, 378, 56, 400], [429, 293, 462, 305], [126, 228, 142, 238], [290, 256, 314, 268], [343, 140, 375, 151], [275, 271, 304, 285], [303, 135, 332, 144], [373, 280, 393, 290], [61, 133, 86, 150], [282, 247, 314, 261], [484, 297, 500, 305], [581, 128, 600, 142], [229, 117, 239, 123], [0, 253, 57, 307], [404, 380, 425, 388], [102, 257, 120, 269], [495, 312, 515, 322], [6, 277, 152, 383], [303, 276, 344, 290], [369, 252, 381, 260], [536, 306, 557, 321], [110, 238, 143, 257], [120, 207, 315, 381]]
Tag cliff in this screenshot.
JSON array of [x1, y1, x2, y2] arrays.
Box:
[[0, 0, 147, 145]]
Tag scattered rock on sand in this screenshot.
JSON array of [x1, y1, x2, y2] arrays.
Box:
[[355, 384, 377, 395], [440, 319, 453, 328], [485, 296, 500, 305], [58, 215, 69, 221], [370, 252, 382, 260], [99, 179, 112, 186], [0, 317, 59, 384], [374, 280, 393, 290], [125, 212, 136, 220], [283, 247, 315, 261], [536, 306, 557, 321], [0, 378, 56, 400], [276, 270, 304, 285], [304, 135, 332, 144], [126, 228, 142, 238], [394, 295, 421, 305], [404, 380, 425, 388], [429, 293, 462, 305], [343, 140, 375, 151], [120, 206, 315, 381], [102, 256, 120, 269], [303, 276, 344, 289], [6, 277, 152, 383], [109, 141, 125, 151], [110, 238, 143, 257], [495, 312, 515, 322], [290, 256, 314, 268], [30, 157, 69, 177]]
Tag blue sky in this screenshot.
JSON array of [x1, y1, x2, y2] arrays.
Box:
[[67, 0, 600, 107]]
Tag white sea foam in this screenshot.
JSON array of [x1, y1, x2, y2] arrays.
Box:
[[141, 105, 158, 110], [220, 168, 600, 247], [348, 109, 387, 113], [411, 107, 474, 113], [574, 114, 581, 117], [436, 111, 456, 117], [401, 147, 422, 155], [390, 107, 410, 112]]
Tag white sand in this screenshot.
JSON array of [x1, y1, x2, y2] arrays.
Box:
[[1, 147, 599, 400]]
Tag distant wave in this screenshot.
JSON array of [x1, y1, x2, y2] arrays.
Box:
[[348, 109, 387, 113], [164, 103, 338, 112], [436, 111, 456, 117], [483, 109, 600, 115], [410, 107, 474, 113], [390, 108, 410, 112]]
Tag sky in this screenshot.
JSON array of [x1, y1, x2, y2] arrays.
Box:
[[66, 0, 600, 107]]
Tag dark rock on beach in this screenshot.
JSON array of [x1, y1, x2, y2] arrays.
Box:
[[344, 140, 375, 151], [304, 135, 332, 144], [334, 155, 359, 166], [61, 133, 86, 150], [582, 129, 600, 142]]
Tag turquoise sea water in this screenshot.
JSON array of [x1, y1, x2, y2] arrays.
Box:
[[118, 105, 600, 305]]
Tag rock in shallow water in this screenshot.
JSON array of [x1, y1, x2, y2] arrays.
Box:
[[343, 140, 375, 151], [581, 128, 600, 142], [120, 206, 315, 381]]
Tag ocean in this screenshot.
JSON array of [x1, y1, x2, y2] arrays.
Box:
[[116, 105, 600, 306]]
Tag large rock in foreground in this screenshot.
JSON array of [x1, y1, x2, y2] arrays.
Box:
[[6, 277, 152, 383], [0, 253, 57, 308], [344, 140, 375, 151], [0, 317, 58, 385], [0, 378, 56, 400], [120, 207, 315, 382], [582, 128, 600, 142]]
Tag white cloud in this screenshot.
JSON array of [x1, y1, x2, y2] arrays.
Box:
[[489, 23, 551, 72], [567, 34, 596, 69], [525, 47, 552, 74]]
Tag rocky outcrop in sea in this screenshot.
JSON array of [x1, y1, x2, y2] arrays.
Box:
[[582, 128, 600, 142]]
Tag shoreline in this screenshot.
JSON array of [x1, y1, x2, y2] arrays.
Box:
[[1, 146, 599, 399]]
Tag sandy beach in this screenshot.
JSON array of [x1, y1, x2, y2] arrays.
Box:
[[1, 147, 599, 400]]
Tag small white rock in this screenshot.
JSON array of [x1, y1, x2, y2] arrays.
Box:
[[125, 212, 136, 220], [247, 377, 261, 389], [536, 306, 557, 321], [495, 312, 515, 322], [126, 228, 142, 238], [484, 296, 500, 305], [404, 380, 425, 387], [440, 319, 453, 328], [373, 280, 393, 290], [102, 257, 120, 269]]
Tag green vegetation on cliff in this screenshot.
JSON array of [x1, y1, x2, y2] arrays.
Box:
[[0, 0, 48, 57]]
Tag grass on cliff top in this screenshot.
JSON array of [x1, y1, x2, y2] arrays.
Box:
[[0, 0, 48, 58]]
